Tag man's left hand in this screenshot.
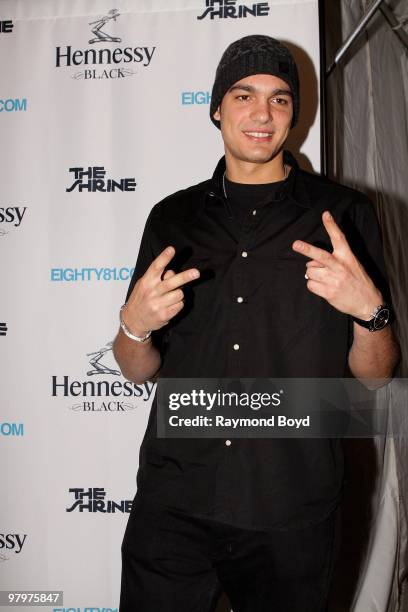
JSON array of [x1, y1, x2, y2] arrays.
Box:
[[292, 211, 383, 320]]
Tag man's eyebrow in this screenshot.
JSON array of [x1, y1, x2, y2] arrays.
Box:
[[228, 84, 293, 97]]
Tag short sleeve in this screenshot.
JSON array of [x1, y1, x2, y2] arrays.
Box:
[[125, 209, 156, 303], [346, 196, 390, 298], [342, 195, 393, 350], [123, 208, 168, 355]]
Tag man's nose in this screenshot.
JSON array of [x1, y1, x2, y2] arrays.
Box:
[[249, 98, 272, 123]]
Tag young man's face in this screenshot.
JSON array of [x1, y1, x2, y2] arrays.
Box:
[[213, 73, 293, 167]]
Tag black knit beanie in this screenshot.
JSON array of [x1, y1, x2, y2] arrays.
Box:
[[210, 35, 299, 129]]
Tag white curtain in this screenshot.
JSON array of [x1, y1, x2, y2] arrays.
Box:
[[325, 1, 408, 610]]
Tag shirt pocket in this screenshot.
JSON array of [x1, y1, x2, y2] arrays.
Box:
[[270, 258, 335, 350], [170, 256, 215, 334]]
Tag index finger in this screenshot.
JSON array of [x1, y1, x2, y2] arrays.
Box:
[[148, 246, 176, 278], [322, 211, 349, 251], [160, 267, 200, 294]]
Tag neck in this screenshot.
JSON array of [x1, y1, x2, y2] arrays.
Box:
[[225, 151, 287, 184]]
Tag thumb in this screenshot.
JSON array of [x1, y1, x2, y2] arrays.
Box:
[[162, 269, 176, 281]]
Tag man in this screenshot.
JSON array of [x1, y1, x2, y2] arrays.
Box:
[[113, 35, 399, 612]]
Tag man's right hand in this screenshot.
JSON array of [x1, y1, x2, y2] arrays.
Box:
[[121, 246, 200, 337]]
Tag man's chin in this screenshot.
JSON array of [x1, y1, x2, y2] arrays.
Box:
[[239, 151, 279, 165]]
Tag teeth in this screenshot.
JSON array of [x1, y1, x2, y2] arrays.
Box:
[[245, 132, 272, 137]]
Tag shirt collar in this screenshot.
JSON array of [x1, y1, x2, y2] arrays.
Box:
[[206, 150, 312, 210]]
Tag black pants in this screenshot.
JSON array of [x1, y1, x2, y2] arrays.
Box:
[[120, 493, 338, 612]]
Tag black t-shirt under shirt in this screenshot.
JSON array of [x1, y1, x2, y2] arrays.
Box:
[[223, 176, 285, 228]]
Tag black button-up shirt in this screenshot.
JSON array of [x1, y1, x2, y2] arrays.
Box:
[[124, 151, 389, 530]]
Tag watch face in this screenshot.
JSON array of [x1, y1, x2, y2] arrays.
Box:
[[373, 307, 390, 330]]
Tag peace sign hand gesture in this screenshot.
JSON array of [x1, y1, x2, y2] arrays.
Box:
[[122, 246, 200, 336], [292, 211, 383, 320]]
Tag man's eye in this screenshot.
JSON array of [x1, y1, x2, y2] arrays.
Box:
[[236, 95, 250, 101], [272, 97, 287, 105]]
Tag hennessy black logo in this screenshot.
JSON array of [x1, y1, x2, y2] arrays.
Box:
[[0, 323, 7, 336], [66, 487, 132, 513], [0, 20, 14, 33], [197, 0, 270, 20], [66, 166, 136, 192], [89, 9, 121, 44], [55, 8, 156, 80], [87, 342, 121, 376], [0, 534, 27, 560], [52, 342, 155, 412], [0, 206, 27, 234]]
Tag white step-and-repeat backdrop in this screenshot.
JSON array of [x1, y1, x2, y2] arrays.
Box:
[[1, 1, 320, 610]]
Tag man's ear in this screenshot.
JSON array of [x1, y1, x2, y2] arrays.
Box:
[[213, 106, 221, 122]]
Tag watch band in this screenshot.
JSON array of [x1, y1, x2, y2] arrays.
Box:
[[353, 304, 391, 332], [119, 304, 152, 342]]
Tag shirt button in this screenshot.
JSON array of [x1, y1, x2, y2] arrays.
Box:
[[233, 343, 240, 351], [237, 297, 243, 303], [225, 440, 232, 446], [252, 209, 257, 216], [241, 251, 248, 258]]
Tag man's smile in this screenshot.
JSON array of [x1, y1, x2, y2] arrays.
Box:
[[242, 130, 274, 141]]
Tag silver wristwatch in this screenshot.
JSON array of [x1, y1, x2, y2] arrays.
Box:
[[119, 304, 152, 342]]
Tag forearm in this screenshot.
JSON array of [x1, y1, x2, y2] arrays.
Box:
[[112, 327, 162, 384], [348, 323, 400, 388]]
